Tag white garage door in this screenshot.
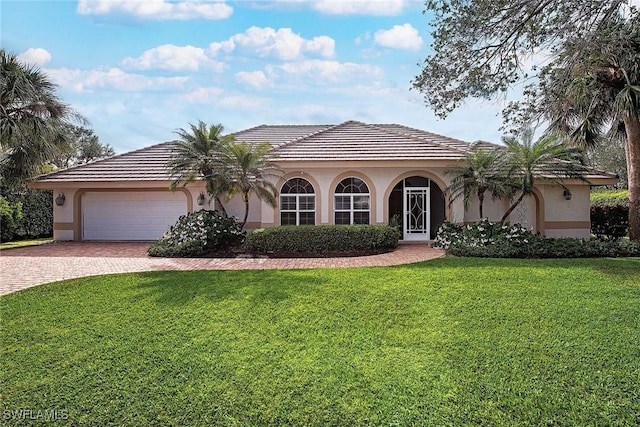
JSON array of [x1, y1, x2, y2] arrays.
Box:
[[82, 191, 188, 241]]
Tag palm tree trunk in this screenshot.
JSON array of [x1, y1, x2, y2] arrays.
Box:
[[214, 196, 228, 216], [241, 191, 250, 228], [501, 191, 526, 225], [623, 113, 640, 241], [478, 190, 485, 219]]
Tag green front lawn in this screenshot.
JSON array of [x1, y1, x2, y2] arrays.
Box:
[[2, 258, 639, 426]]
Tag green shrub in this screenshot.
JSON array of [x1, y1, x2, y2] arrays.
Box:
[[433, 219, 534, 250], [244, 225, 401, 255], [591, 205, 629, 240], [434, 219, 640, 258], [0, 188, 52, 242], [590, 189, 629, 207], [148, 210, 245, 257], [16, 189, 53, 239], [0, 196, 23, 242]]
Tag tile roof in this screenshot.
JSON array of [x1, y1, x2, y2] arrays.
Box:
[[31, 121, 616, 183], [32, 142, 177, 182], [258, 121, 469, 161], [231, 124, 333, 147]]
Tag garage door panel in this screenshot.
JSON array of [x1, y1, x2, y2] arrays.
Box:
[[82, 192, 188, 241]]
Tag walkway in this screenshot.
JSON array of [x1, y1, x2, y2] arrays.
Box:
[[0, 242, 445, 296]]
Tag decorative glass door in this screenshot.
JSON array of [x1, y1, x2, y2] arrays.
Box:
[[403, 187, 430, 240]]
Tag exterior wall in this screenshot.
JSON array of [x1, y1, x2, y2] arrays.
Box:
[[465, 197, 508, 224], [52, 188, 77, 241], [541, 184, 591, 239], [461, 182, 592, 238], [262, 163, 456, 231], [39, 164, 597, 241], [220, 192, 265, 230]]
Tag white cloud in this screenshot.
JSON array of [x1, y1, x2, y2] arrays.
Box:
[[218, 95, 270, 109], [17, 48, 52, 66], [334, 84, 398, 97], [76, 0, 232, 21], [269, 59, 382, 83], [302, 35, 335, 58], [235, 71, 270, 89], [313, 0, 406, 16], [122, 44, 225, 72], [179, 87, 269, 109], [208, 39, 235, 56], [374, 23, 423, 50], [209, 26, 335, 60], [45, 67, 188, 92], [181, 87, 225, 103]]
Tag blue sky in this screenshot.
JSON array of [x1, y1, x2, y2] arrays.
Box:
[[3, 0, 509, 153]]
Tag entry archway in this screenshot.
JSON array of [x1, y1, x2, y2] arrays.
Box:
[[388, 175, 445, 240]]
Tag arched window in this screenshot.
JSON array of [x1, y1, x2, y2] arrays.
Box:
[[280, 178, 315, 225], [334, 177, 370, 224]]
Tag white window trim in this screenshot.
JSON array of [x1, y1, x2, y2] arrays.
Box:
[[334, 193, 370, 225], [280, 194, 316, 226]]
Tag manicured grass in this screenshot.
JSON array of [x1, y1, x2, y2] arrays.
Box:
[[2, 258, 639, 426], [0, 238, 52, 251]]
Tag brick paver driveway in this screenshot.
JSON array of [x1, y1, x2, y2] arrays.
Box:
[[0, 242, 444, 296]]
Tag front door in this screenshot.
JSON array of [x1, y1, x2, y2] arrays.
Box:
[[404, 187, 430, 241]]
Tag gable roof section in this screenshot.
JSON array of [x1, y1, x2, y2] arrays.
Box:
[[240, 121, 469, 161]]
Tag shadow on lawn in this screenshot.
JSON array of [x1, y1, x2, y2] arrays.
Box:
[[130, 257, 639, 306], [132, 269, 331, 306], [588, 257, 640, 279]]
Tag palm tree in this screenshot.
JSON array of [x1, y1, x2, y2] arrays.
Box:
[[541, 14, 640, 239], [0, 49, 81, 183], [446, 146, 512, 219], [500, 131, 589, 225], [216, 140, 282, 227], [168, 121, 233, 216]]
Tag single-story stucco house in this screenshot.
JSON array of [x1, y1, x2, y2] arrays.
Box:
[[30, 121, 616, 242]]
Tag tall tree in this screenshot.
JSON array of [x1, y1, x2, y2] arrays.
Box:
[[216, 140, 282, 228], [535, 15, 640, 238], [413, 1, 640, 240], [587, 138, 628, 188], [500, 131, 589, 224], [445, 147, 512, 218], [0, 49, 81, 183], [168, 121, 233, 216], [53, 124, 114, 169]]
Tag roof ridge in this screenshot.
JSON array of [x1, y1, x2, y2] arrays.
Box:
[[367, 123, 470, 155], [229, 124, 268, 136], [270, 122, 343, 149], [31, 141, 175, 180]]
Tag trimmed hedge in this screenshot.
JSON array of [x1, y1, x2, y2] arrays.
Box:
[[244, 225, 401, 255], [448, 237, 640, 258], [590, 189, 629, 207]]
